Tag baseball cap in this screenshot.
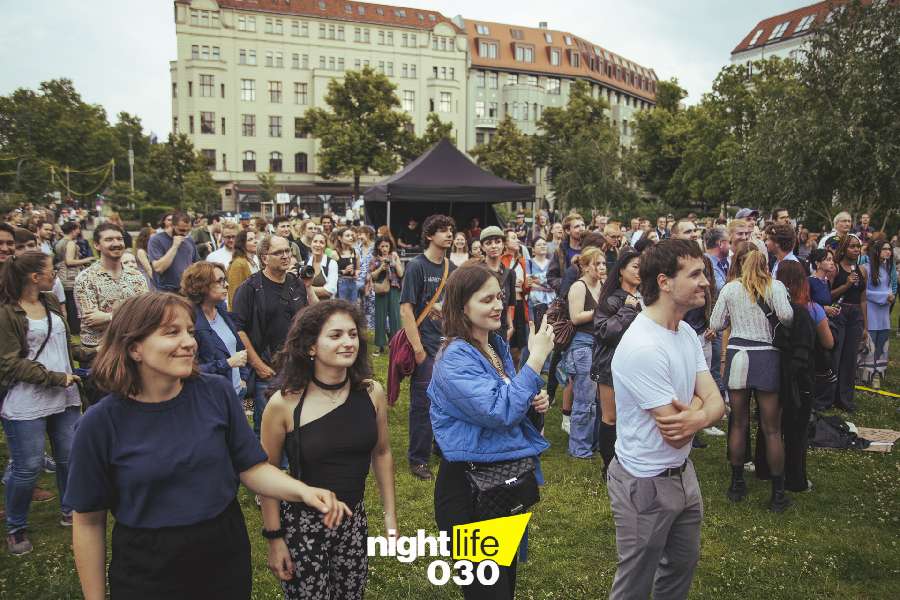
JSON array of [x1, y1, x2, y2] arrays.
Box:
[[735, 208, 759, 219], [480, 226, 504, 242]]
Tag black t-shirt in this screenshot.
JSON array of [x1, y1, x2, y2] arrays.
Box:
[[400, 255, 454, 357], [487, 262, 516, 338], [260, 274, 293, 355], [398, 226, 421, 247], [297, 239, 311, 263]]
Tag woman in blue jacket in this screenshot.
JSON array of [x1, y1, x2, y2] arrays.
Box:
[[180, 262, 249, 399], [428, 263, 555, 600]]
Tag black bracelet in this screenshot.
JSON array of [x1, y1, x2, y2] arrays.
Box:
[[261, 527, 286, 540]]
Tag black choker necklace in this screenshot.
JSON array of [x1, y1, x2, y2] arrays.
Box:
[[312, 373, 349, 390]]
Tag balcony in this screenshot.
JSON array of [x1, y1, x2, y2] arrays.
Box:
[[474, 117, 499, 128]]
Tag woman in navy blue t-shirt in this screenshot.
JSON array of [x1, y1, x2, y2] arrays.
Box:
[[66, 292, 351, 600]]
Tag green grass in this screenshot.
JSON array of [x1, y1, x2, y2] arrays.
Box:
[[2, 321, 899, 599]]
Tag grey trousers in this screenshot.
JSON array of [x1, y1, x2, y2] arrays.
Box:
[[607, 458, 703, 600]]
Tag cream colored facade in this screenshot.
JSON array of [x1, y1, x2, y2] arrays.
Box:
[[171, 0, 468, 212]]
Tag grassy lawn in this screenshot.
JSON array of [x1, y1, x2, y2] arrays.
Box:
[[1, 319, 898, 599]]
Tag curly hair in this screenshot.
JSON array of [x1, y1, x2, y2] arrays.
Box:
[[179, 261, 226, 304], [271, 300, 372, 396]]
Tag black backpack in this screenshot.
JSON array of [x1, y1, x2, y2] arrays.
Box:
[[808, 413, 870, 450]]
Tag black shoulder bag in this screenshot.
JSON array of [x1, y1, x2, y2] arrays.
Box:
[[756, 296, 791, 352]]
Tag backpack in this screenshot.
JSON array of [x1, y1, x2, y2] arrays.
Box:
[[808, 413, 870, 450]]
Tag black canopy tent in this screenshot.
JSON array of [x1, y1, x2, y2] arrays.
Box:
[[363, 138, 534, 231]]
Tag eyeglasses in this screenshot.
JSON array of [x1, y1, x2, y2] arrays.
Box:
[[268, 248, 291, 257]]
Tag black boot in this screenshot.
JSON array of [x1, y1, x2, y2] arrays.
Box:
[[769, 475, 792, 513], [598, 422, 617, 478], [727, 464, 747, 502]]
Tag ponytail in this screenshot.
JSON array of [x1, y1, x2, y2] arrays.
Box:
[[0, 251, 48, 305]]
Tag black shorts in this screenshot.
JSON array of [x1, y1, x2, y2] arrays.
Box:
[[109, 499, 251, 600]]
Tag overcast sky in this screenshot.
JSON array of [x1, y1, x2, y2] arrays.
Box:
[[0, 0, 813, 137]]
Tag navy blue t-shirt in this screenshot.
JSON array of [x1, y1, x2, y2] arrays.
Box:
[[64, 374, 267, 529]]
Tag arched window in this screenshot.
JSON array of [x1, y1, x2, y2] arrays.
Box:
[[242, 150, 256, 172], [294, 152, 308, 173], [269, 151, 283, 172]]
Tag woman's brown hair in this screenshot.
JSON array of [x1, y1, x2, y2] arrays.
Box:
[[271, 299, 372, 395], [441, 263, 498, 361], [775, 260, 811, 305], [0, 251, 50, 305], [180, 261, 226, 304], [92, 293, 199, 397]]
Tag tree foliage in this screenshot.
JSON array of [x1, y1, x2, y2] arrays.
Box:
[[402, 113, 456, 162], [534, 80, 633, 212], [469, 116, 533, 184]]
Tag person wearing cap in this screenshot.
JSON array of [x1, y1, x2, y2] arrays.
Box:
[[735, 208, 759, 227], [480, 226, 517, 342]]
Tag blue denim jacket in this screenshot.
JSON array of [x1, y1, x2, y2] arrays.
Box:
[[428, 334, 550, 463]]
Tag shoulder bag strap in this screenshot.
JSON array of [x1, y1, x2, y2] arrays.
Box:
[[32, 295, 54, 363], [415, 258, 449, 327]]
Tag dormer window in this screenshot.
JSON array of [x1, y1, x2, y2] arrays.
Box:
[[475, 23, 490, 35]]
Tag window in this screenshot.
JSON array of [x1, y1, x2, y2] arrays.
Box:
[[221, 116, 226, 133], [292, 53, 300, 69], [188, 115, 194, 133], [379, 30, 385, 45], [276, 52, 284, 68], [212, 46, 220, 60], [795, 14, 815, 32], [188, 81, 193, 97], [401, 33, 408, 47], [410, 33, 416, 46], [191, 45, 199, 59], [294, 117, 307, 138], [172, 116, 178, 133], [240, 79, 256, 101], [270, 151, 283, 173], [488, 102, 498, 117], [201, 149, 216, 170], [241, 114, 256, 136], [329, 57, 335, 70], [320, 23, 326, 38], [769, 20, 790, 40], [515, 46, 534, 62], [199, 74, 214, 97], [479, 41, 498, 59], [295, 152, 308, 173], [172, 82, 177, 98], [294, 82, 308, 104], [475, 24, 489, 35], [507, 73, 518, 86], [201, 45, 210, 60], [569, 50, 580, 67], [275, 19, 283, 34], [510, 28, 523, 40], [622, 119, 628, 135], [410, 64, 416, 78], [292, 20, 300, 36], [487, 71, 498, 88], [386, 62, 393, 76], [328, 24, 335, 39], [200, 112, 215, 134], [266, 51, 274, 67], [319, 55, 326, 69], [564, 35, 573, 45], [302, 54, 309, 69], [242, 150, 256, 172], [265, 18, 273, 34], [476, 132, 485, 146], [550, 48, 561, 66], [387, 31, 393, 45], [475, 101, 485, 118], [395, 8, 406, 17], [403, 90, 415, 112], [527, 75, 538, 87], [268, 81, 282, 103], [237, 15, 256, 32], [544, 32, 552, 43], [269, 116, 282, 137], [239, 49, 257, 65], [439, 92, 451, 113], [401, 64, 408, 78], [476, 71, 485, 87], [546, 78, 560, 94]]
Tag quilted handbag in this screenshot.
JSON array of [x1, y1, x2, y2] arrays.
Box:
[[465, 457, 540, 520]]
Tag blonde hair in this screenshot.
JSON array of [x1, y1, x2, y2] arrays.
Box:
[[575, 247, 604, 269], [738, 249, 772, 302]]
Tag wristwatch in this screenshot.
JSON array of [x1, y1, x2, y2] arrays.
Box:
[[261, 527, 286, 540]]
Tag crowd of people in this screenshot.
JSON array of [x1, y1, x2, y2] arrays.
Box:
[[0, 201, 897, 599]]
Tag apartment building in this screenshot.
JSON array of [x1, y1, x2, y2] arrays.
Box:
[[172, 0, 467, 212]]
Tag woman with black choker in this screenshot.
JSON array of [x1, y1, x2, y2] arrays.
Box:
[[260, 300, 396, 600], [428, 263, 554, 600]]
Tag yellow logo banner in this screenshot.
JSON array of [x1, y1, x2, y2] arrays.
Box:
[[451, 513, 532, 567]]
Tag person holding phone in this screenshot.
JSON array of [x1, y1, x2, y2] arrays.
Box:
[[830, 235, 867, 412]]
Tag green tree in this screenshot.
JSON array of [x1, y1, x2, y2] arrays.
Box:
[[534, 80, 630, 212], [298, 67, 412, 198], [632, 79, 688, 203], [257, 172, 279, 206], [183, 168, 220, 215], [469, 116, 533, 184], [401, 113, 455, 162]]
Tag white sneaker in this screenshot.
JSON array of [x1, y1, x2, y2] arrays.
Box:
[[703, 427, 726, 436], [561, 415, 570, 435]]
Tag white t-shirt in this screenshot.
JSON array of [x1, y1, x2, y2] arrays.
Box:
[[611, 312, 709, 478], [206, 247, 234, 269]]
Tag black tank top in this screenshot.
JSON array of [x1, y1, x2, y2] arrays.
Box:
[[574, 280, 598, 334], [833, 264, 864, 304], [337, 255, 357, 277], [284, 386, 377, 506]]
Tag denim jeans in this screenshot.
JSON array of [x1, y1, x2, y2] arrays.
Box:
[[2, 406, 80, 533], [337, 277, 358, 303], [709, 332, 725, 396], [564, 333, 597, 458], [252, 377, 271, 438], [408, 356, 435, 466]]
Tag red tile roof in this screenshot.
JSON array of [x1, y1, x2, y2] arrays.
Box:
[[463, 19, 657, 102], [209, 0, 460, 32], [730, 0, 870, 55]]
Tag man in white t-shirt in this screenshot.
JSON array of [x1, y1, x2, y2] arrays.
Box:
[[608, 239, 725, 600], [206, 221, 239, 268]]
